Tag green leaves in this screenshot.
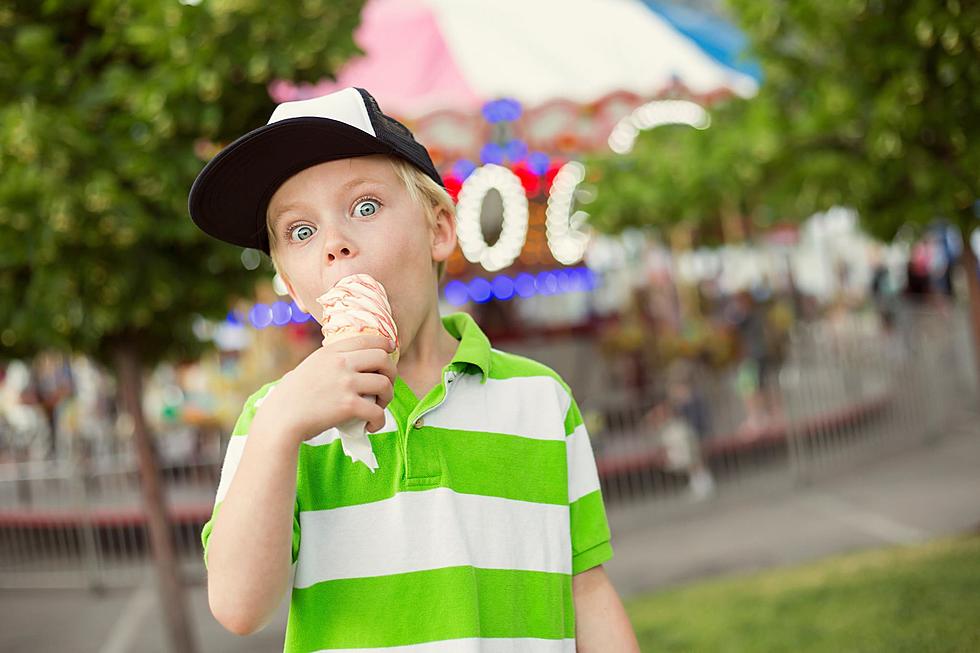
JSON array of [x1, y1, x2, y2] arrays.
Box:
[[587, 0, 979, 245], [0, 0, 365, 366]]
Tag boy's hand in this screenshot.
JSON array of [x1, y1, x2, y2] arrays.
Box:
[[252, 333, 397, 447]]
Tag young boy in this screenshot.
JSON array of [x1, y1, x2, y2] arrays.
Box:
[[188, 87, 639, 652]]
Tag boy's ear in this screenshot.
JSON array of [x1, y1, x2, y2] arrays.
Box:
[[430, 205, 457, 264]]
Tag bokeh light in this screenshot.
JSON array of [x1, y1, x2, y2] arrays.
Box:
[[445, 280, 470, 306], [514, 273, 537, 298], [270, 301, 292, 326], [249, 303, 273, 329], [468, 277, 493, 303], [491, 275, 515, 301]]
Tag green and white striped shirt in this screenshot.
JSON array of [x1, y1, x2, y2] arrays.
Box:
[[202, 311, 613, 652]]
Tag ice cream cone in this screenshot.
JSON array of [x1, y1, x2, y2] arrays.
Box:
[[314, 274, 399, 472]]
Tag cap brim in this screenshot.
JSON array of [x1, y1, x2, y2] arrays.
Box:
[[188, 117, 393, 254]]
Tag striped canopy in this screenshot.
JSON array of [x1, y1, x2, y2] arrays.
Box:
[[270, 0, 759, 120]]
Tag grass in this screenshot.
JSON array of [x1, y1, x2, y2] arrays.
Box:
[[625, 533, 980, 652]]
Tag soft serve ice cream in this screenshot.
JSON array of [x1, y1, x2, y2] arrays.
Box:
[[314, 274, 399, 472]]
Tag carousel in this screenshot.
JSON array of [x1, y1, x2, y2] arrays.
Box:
[[237, 0, 760, 350]]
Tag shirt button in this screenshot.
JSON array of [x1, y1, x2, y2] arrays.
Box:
[[414, 418, 424, 429]]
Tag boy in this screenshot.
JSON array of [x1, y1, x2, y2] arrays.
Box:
[[188, 87, 639, 652]]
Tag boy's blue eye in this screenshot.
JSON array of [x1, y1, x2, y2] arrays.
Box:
[[289, 225, 315, 242], [354, 198, 380, 217]]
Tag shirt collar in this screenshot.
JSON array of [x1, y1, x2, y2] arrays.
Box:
[[441, 311, 491, 383]]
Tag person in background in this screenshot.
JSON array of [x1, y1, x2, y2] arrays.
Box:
[[649, 362, 715, 501]]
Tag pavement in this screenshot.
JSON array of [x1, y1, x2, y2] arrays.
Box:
[[604, 406, 980, 597], [2, 407, 978, 652]]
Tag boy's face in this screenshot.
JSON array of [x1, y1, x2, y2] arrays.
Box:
[[267, 154, 455, 332]]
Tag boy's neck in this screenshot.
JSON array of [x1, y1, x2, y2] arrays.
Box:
[[396, 308, 460, 398]]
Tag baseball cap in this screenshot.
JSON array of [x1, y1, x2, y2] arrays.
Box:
[[188, 87, 444, 255]]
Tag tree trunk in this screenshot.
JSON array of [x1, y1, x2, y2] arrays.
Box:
[[113, 339, 197, 653], [961, 235, 980, 396]]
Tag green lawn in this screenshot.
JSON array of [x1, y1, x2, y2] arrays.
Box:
[[625, 533, 980, 652]]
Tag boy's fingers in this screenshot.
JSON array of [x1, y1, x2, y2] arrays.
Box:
[[354, 396, 386, 433], [376, 356, 397, 385], [354, 373, 394, 407], [323, 333, 394, 354], [345, 349, 397, 380]]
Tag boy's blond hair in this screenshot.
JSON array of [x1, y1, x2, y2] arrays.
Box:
[[267, 155, 454, 287]]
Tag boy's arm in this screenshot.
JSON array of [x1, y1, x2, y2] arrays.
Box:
[[561, 384, 639, 650], [205, 407, 299, 636], [573, 565, 640, 652]]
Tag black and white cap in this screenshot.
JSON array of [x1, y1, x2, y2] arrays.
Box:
[[188, 87, 444, 255]]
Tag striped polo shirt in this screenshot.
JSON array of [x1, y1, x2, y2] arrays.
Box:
[[201, 311, 613, 652]]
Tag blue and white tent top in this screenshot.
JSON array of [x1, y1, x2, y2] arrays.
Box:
[[271, 0, 760, 119]]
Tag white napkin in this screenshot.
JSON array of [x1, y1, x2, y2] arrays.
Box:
[[334, 407, 380, 473]]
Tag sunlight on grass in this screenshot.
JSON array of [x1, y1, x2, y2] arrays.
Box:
[[626, 533, 980, 652]]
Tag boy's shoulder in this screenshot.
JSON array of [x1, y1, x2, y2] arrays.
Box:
[[487, 346, 574, 397]]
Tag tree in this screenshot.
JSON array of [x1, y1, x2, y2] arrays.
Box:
[[586, 0, 980, 379], [583, 96, 784, 244], [0, 2, 364, 650]]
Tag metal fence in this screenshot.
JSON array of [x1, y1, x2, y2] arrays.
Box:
[[594, 303, 973, 505], [0, 304, 975, 590], [0, 454, 217, 589]]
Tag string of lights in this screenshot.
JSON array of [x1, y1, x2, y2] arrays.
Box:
[[231, 265, 599, 330]]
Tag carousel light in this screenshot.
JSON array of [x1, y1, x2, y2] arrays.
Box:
[[482, 98, 522, 123], [456, 164, 529, 272], [505, 140, 529, 162], [608, 100, 710, 154], [241, 248, 262, 271], [272, 273, 290, 296], [512, 162, 541, 196], [438, 266, 599, 305], [544, 160, 564, 192], [556, 269, 572, 292], [444, 280, 470, 306], [491, 275, 515, 301], [545, 161, 591, 265], [270, 301, 292, 326], [443, 174, 463, 202], [452, 159, 478, 181], [582, 268, 594, 286], [290, 301, 312, 323], [479, 143, 506, 165], [527, 151, 551, 175], [468, 277, 493, 303], [536, 271, 558, 295], [514, 273, 537, 298], [249, 303, 272, 329], [239, 267, 601, 328]]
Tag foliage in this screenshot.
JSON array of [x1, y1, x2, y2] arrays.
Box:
[[586, 0, 979, 242], [0, 0, 364, 366], [584, 97, 782, 243]]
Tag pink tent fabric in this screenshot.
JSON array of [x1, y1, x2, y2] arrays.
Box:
[[269, 0, 483, 118]]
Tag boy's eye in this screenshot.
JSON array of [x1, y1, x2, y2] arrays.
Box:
[[288, 225, 315, 242], [353, 198, 380, 217]]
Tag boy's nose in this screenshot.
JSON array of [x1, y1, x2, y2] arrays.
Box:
[[327, 246, 353, 263]]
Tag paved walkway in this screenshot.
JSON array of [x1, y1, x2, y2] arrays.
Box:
[[2, 408, 978, 652], [604, 407, 980, 597]]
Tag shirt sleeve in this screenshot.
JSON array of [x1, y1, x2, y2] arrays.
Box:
[[564, 392, 614, 575], [200, 382, 301, 570]]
